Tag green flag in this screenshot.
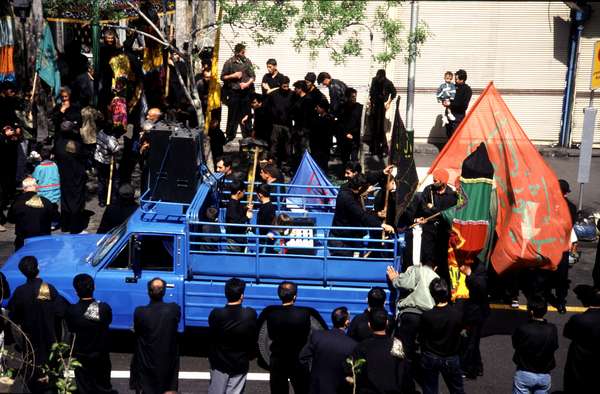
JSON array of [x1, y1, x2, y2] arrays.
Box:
[[36, 23, 61, 97]]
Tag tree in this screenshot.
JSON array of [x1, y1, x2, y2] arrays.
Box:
[[217, 0, 429, 66]]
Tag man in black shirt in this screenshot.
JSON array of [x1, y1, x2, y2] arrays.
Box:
[[267, 76, 293, 167], [225, 180, 252, 252], [444, 69, 472, 137], [130, 278, 181, 394], [310, 99, 335, 173], [511, 298, 557, 394], [415, 168, 458, 287], [458, 260, 490, 380], [338, 88, 363, 167], [331, 174, 394, 257], [264, 281, 311, 394], [256, 184, 276, 250], [348, 287, 386, 342], [349, 308, 404, 393], [221, 43, 256, 141], [8, 256, 67, 394], [242, 93, 273, 142], [66, 274, 116, 394], [419, 278, 465, 394], [8, 177, 53, 250], [300, 307, 357, 394], [545, 179, 577, 314], [563, 288, 600, 393], [261, 58, 285, 95], [208, 278, 257, 394], [317, 72, 348, 118], [304, 72, 327, 104], [290, 80, 314, 171]]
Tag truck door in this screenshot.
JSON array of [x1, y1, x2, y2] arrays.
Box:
[[93, 233, 184, 330]]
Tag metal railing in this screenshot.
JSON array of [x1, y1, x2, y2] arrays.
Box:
[[188, 221, 398, 261]]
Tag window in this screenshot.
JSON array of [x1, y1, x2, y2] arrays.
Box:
[[106, 241, 130, 270], [105, 234, 174, 272], [137, 234, 174, 271]]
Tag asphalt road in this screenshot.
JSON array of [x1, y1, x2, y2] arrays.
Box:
[[0, 151, 599, 393]]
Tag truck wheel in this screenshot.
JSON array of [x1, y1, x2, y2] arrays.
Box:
[[257, 307, 327, 370]]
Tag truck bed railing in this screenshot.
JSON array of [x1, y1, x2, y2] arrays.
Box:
[[188, 221, 400, 260], [139, 189, 191, 222], [219, 181, 378, 211]]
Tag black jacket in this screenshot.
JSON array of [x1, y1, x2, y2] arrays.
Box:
[[449, 83, 472, 116], [331, 188, 381, 239], [339, 103, 363, 147], [208, 304, 258, 375], [8, 278, 67, 366], [8, 191, 53, 243], [130, 301, 181, 394], [563, 308, 600, 393], [300, 328, 357, 394], [349, 334, 404, 394], [263, 304, 312, 363], [268, 88, 294, 127], [512, 319, 558, 374]]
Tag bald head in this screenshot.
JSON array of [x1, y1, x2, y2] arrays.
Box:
[[148, 277, 166, 302], [22, 177, 38, 192], [147, 108, 162, 123]]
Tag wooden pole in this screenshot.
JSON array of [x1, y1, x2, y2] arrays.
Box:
[[246, 147, 261, 206], [30, 72, 38, 105], [106, 156, 114, 206], [409, 211, 441, 229], [165, 23, 175, 98]]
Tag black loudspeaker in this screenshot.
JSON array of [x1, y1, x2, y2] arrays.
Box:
[[147, 123, 201, 203]]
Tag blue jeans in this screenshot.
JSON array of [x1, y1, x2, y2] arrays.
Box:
[[513, 370, 551, 394], [421, 351, 465, 394]]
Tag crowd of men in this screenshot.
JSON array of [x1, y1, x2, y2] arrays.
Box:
[[2, 256, 600, 394]]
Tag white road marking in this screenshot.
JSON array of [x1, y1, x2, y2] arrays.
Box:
[[110, 371, 271, 381]]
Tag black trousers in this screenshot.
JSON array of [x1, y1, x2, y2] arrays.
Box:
[[545, 251, 570, 305], [341, 141, 358, 166], [225, 91, 250, 140], [396, 312, 423, 394], [119, 138, 138, 185], [369, 102, 387, 157], [269, 358, 309, 394], [459, 318, 484, 377], [290, 128, 310, 171], [445, 113, 465, 138], [270, 124, 291, 166], [75, 352, 116, 394]]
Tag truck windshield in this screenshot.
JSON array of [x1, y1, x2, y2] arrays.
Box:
[[89, 223, 127, 267]]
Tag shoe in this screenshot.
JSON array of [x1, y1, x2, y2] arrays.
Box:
[[0, 224, 6, 232], [511, 299, 520, 308], [557, 304, 567, 314]]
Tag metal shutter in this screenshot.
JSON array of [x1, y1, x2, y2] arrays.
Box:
[[570, 3, 600, 147]]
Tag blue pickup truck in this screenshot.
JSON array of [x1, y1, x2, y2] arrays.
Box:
[[1, 172, 403, 336]]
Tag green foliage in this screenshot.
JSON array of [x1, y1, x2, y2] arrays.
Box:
[[346, 356, 367, 394], [219, 0, 429, 65], [42, 342, 81, 394]]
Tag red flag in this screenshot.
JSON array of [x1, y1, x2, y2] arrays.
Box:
[[429, 82, 571, 274]]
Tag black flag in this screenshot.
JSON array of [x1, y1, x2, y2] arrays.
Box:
[[389, 98, 418, 226]]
